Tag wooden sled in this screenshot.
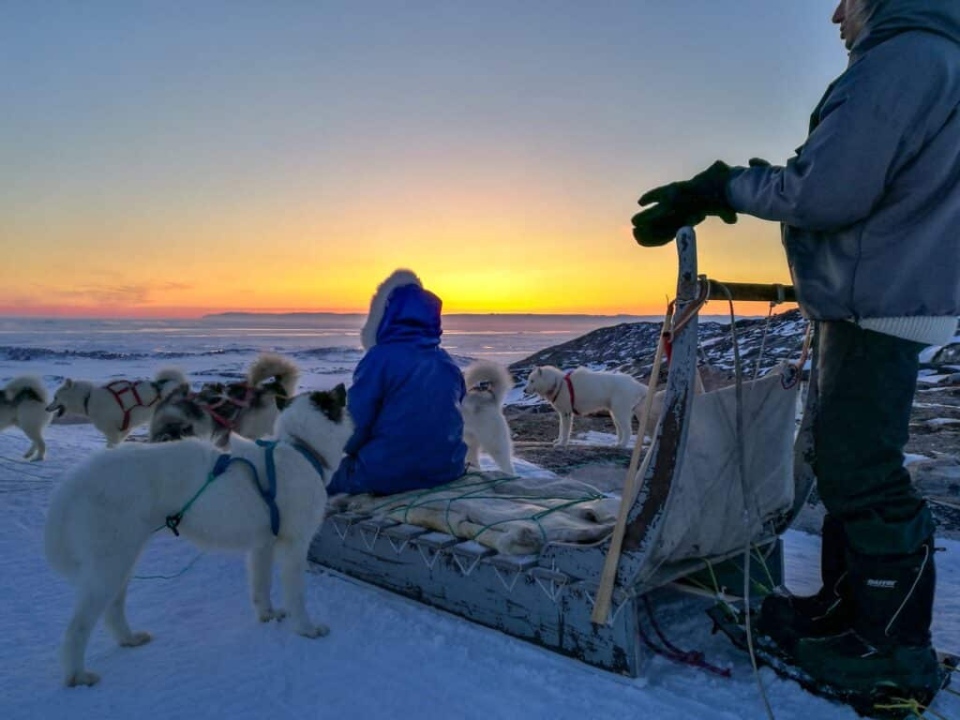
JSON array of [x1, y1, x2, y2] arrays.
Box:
[[309, 227, 818, 677]]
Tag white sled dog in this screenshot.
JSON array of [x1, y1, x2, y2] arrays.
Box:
[[149, 353, 300, 447], [45, 384, 352, 687], [461, 360, 515, 475], [523, 365, 648, 448], [46, 368, 187, 447], [0, 375, 52, 461]]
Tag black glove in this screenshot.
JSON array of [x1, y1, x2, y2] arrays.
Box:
[[632, 160, 737, 247]]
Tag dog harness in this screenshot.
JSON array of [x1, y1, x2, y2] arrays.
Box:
[[105, 380, 161, 431], [548, 372, 580, 415], [198, 384, 256, 431], [162, 439, 327, 539]]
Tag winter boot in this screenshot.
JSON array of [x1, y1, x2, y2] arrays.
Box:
[[757, 514, 853, 655], [795, 537, 941, 696]]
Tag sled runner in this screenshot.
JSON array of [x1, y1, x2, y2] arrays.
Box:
[[707, 605, 958, 719], [309, 226, 814, 677]]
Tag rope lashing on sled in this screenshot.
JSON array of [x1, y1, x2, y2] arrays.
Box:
[[356, 472, 608, 547]]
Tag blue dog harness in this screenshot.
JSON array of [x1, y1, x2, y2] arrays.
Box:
[[163, 439, 327, 538]]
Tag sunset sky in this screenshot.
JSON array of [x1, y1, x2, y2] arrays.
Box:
[[1, 1, 847, 318]]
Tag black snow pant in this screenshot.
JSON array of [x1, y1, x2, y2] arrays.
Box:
[[813, 320, 936, 558]]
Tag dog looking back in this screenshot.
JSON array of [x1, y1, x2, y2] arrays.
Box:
[[461, 359, 515, 474]]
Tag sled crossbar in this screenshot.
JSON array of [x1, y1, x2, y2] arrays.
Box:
[[310, 227, 815, 677], [705, 279, 797, 304]]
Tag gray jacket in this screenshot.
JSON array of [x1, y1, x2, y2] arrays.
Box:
[[726, 0, 960, 321]]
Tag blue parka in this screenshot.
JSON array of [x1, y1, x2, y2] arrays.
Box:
[[327, 272, 467, 495]]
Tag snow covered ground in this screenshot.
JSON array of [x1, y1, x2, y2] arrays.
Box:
[[1, 316, 957, 719], [2, 424, 958, 720]]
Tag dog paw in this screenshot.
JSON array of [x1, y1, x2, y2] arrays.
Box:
[[297, 623, 330, 639], [258, 608, 287, 623], [120, 631, 152, 648], [66, 670, 100, 687]]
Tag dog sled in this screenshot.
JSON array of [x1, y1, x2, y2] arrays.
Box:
[[309, 226, 816, 677]]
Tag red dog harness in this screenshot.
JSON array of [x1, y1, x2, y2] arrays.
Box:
[[548, 372, 580, 415], [105, 380, 160, 431]]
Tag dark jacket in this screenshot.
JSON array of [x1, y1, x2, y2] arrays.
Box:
[[327, 270, 467, 495], [726, 0, 960, 321]]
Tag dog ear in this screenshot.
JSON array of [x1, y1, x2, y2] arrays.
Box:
[[65, 379, 73, 388], [332, 383, 347, 407], [309, 389, 344, 423]]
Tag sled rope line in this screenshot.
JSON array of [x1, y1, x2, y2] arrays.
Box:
[[157, 472, 220, 535], [134, 552, 205, 581], [874, 697, 943, 719], [714, 282, 776, 720], [640, 595, 731, 678], [752, 303, 776, 381]]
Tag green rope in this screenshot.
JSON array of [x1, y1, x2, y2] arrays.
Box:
[[133, 552, 204, 580], [155, 472, 219, 534], [353, 471, 607, 545]]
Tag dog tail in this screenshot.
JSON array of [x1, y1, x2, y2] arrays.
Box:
[[154, 368, 189, 398], [464, 360, 515, 404], [248, 353, 300, 397], [4, 375, 48, 404]]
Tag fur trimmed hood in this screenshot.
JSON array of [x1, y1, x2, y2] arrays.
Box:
[[360, 269, 443, 350]]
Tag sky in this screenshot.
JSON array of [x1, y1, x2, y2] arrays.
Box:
[[0, 1, 848, 318]]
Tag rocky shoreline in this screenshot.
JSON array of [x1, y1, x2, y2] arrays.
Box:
[[504, 312, 960, 540]]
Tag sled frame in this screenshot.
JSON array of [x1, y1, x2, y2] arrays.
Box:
[[309, 227, 816, 676]]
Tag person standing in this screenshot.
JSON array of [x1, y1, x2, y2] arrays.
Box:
[[631, 0, 960, 698]]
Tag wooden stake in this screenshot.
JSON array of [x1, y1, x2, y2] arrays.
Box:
[[591, 307, 673, 625]]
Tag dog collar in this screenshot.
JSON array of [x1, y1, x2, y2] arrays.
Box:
[[288, 436, 330, 480]]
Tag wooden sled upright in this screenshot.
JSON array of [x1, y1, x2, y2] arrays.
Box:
[[309, 226, 818, 677]]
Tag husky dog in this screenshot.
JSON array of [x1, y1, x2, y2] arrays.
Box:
[[46, 369, 187, 447], [523, 365, 648, 448], [0, 376, 52, 461], [45, 384, 352, 687], [461, 360, 515, 474], [148, 353, 299, 447]]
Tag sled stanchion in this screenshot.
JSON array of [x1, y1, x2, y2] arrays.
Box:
[[591, 273, 676, 625]]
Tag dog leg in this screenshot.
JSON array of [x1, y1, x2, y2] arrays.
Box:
[[23, 428, 45, 461], [464, 439, 480, 470], [104, 577, 151, 648], [611, 410, 631, 448], [555, 412, 573, 446], [248, 544, 285, 622], [488, 441, 515, 475], [61, 581, 115, 686], [276, 539, 328, 638]]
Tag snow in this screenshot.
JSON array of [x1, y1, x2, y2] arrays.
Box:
[[1, 318, 958, 720]]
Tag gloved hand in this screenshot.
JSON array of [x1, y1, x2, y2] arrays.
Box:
[[631, 160, 737, 247]]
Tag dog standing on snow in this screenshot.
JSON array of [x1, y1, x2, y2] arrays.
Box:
[[523, 365, 648, 448], [45, 384, 352, 687], [46, 368, 187, 447], [461, 359, 515, 475], [0, 375, 52, 461], [149, 353, 300, 447]]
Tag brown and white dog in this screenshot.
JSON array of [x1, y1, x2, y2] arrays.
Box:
[[149, 353, 299, 447]]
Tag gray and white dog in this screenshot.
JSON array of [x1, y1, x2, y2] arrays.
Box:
[[149, 353, 299, 447], [0, 375, 52, 461]]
